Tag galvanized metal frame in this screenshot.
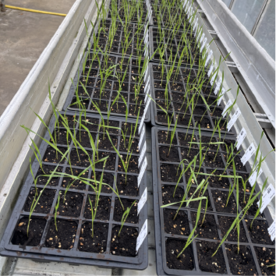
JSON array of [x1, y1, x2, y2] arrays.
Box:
[[198, 0, 275, 129], [189, 0, 275, 218]]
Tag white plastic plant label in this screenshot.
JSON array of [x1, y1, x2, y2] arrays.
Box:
[[207, 64, 213, 77], [137, 188, 147, 215], [249, 168, 263, 187], [217, 88, 226, 106], [227, 108, 241, 131], [144, 77, 150, 93], [222, 99, 232, 118], [138, 158, 147, 187], [236, 127, 247, 150], [193, 18, 198, 31], [139, 100, 149, 133], [241, 143, 256, 166], [144, 90, 150, 103], [203, 43, 210, 58], [200, 33, 205, 45], [257, 184, 275, 213], [210, 71, 217, 86], [138, 142, 147, 167], [136, 219, 148, 251], [138, 126, 145, 149], [200, 37, 207, 53], [205, 50, 213, 67], [214, 77, 222, 95], [268, 220, 276, 241], [144, 67, 149, 83], [196, 31, 202, 43]]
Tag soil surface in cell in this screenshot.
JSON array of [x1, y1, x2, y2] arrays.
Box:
[[166, 239, 194, 270], [114, 198, 138, 224], [84, 195, 111, 220], [24, 188, 55, 214], [226, 244, 257, 275], [116, 174, 139, 196], [78, 222, 108, 253], [45, 219, 78, 249], [197, 241, 227, 274], [11, 217, 46, 247], [111, 226, 138, 257]]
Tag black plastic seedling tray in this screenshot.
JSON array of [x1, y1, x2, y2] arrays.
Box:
[[63, 52, 151, 122], [152, 126, 275, 276], [87, 18, 149, 58], [149, 26, 200, 66], [0, 111, 148, 269], [107, 0, 153, 25], [149, 63, 233, 134]]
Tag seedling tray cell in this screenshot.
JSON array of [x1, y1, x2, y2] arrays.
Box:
[[152, 126, 275, 276], [0, 112, 148, 269], [88, 19, 148, 58], [149, 26, 200, 66], [63, 52, 151, 122], [149, 63, 233, 134]]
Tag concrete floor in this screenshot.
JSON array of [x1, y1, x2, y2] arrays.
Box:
[[0, 0, 75, 116]]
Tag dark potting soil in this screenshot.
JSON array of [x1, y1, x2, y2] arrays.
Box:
[[116, 173, 139, 196], [197, 241, 227, 274], [180, 148, 201, 165], [98, 134, 118, 150], [113, 198, 138, 224], [187, 187, 212, 211], [206, 170, 230, 189], [69, 149, 92, 167], [58, 191, 83, 217], [36, 165, 63, 186], [218, 216, 248, 242], [58, 115, 78, 129], [61, 168, 88, 190], [99, 121, 119, 134], [165, 238, 194, 270], [191, 212, 219, 240], [119, 137, 139, 153], [118, 155, 139, 174], [212, 190, 237, 214], [84, 195, 111, 220], [177, 133, 195, 147], [111, 226, 138, 257], [254, 246, 275, 275], [184, 168, 205, 184], [95, 152, 116, 170], [78, 222, 108, 253], [45, 219, 78, 250], [76, 132, 97, 148], [158, 130, 177, 145], [43, 147, 68, 164], [24, 188, 55, 214], [121, 122, 140, 137], [160, 164, 181, 182], [162, 185, 184, 206], [223, 154, 246, 172], [225, 244, 257, 275], [89, 172, 114, 194], [202, 150, 225, 168], [239, 193, 262, 217], [53, 129, 72, 145], [159, 146, 179, 162], [163, 209, 190, 236], [245, 219, 275, 245], [157, 112, 175, 124], [11, 217, 46, 247]]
